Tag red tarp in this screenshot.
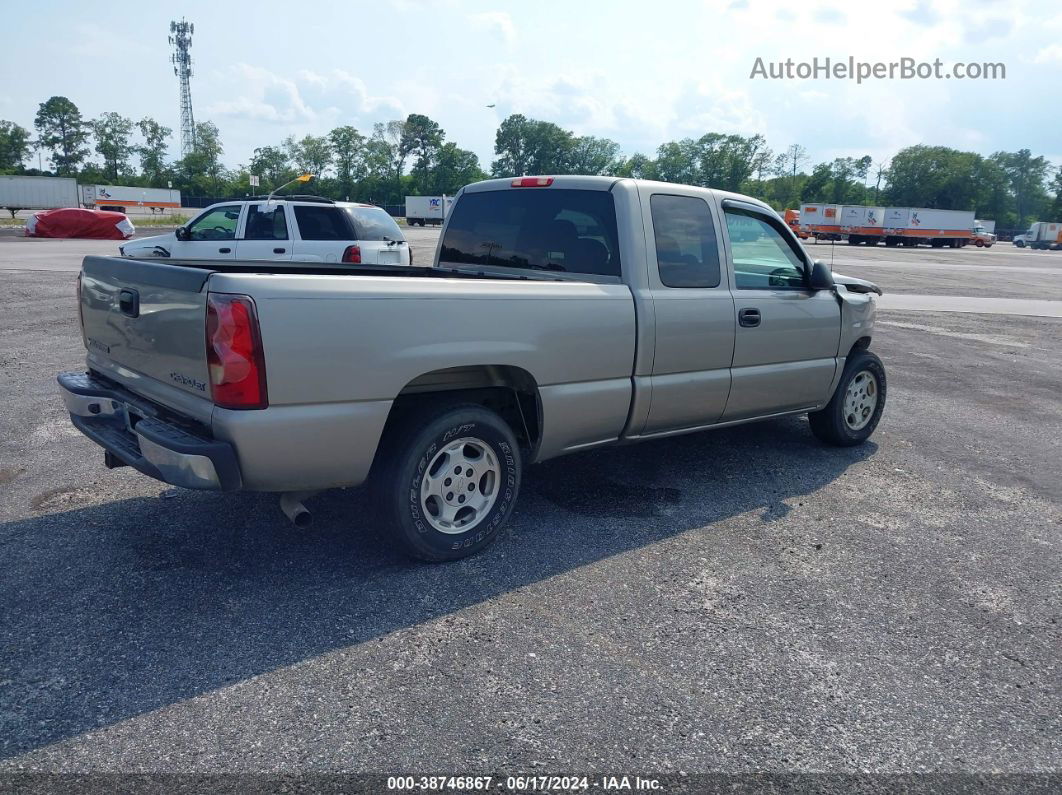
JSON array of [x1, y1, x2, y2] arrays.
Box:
[[26, 208, 135, 240]]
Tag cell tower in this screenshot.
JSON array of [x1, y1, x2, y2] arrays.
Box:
[[169, 18, 197, 158]]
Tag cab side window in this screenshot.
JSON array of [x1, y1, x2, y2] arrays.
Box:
[[187, 205, 241, 241], [651, 194, 721, 288], [244, 204, 288, 240], [725, 209, 807, 289]]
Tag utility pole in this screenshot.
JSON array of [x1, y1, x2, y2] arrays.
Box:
[[169, 19, 197, 159]]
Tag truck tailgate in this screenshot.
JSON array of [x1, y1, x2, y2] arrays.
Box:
[[79, 256, 213, 414]]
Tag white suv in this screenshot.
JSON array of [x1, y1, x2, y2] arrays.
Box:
[[120, 196, 412, 265]]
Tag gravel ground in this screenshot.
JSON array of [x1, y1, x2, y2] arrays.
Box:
[[0, 240, 1059, 775]]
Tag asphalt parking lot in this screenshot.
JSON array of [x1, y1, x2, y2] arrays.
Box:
[[0, 232, 1059, 775]]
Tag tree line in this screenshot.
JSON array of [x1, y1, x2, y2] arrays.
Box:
[[1, 96, 1059, 227]]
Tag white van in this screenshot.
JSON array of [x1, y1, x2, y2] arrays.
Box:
[[120, 196, 412, 265]]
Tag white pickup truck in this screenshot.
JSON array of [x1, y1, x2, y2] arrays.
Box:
[[121, 196, 412, 265], [60, 176, 885, 561]]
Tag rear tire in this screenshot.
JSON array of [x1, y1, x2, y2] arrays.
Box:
[[808, 350, 886, 447], [372, 404, 521, 562]]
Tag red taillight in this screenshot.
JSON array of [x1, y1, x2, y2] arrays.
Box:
[[511, 177, 554, 187], [206, 292, 268, 410], [342, 245, 362, 263]]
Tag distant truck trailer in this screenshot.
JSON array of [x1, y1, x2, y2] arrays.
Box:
[[80, 184, 181, 213], [1014, 221, 1062, 250], [404, 195, 452, 227], [840, 206, 885, 246], [799, 203, 843, 240], [882, 207, 975, 248], [0, 175, 79, 218]]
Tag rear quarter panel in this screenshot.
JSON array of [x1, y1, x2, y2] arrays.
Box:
[[206, 272, 637, 488]]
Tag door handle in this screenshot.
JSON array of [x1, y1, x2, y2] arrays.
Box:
[[219, 247, 231, 254], [738, 307, 761, 327], [273, 247, 286, 254]]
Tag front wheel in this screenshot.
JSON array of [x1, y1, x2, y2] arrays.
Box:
[[372, 404, 521, 561], [809, 350, 887, 446]]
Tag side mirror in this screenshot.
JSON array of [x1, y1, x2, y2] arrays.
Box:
[[809, 260, 835, 290], [174, 226, 189, 241]]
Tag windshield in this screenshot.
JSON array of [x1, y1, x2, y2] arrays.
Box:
[[344, 206, 404, 241]]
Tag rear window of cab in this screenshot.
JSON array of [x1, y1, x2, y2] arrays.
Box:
[[440, 189, 621, 278]]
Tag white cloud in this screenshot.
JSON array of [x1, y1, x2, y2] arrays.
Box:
[[468, 11, 517, 47], [1034, 43, 1062, 63], [203, 64, 403, 125]]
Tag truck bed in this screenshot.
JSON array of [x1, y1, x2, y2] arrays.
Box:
[[77, 255, 638, 490]]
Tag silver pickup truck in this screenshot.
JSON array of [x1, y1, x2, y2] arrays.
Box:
[[59, 176, 885, 561]]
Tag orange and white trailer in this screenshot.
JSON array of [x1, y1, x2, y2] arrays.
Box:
[[799, 203, 842, 240], [80, 185, 182, 213], [840, 206, 885, 246], [882, 207, 974, 248]]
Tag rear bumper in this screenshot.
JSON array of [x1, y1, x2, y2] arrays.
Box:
[[58, 371, 242, 491]]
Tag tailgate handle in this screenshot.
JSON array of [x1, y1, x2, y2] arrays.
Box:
[[219, 247, 232, 254], [273, 247, 286, 254], [118, 288, 140, 318]]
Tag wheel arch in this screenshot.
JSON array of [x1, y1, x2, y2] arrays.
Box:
[[377, 364, 543, 464]]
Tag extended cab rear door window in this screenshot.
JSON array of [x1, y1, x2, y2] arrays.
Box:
[[293, 206, 353, 240], [651, 194, 721, 288], [440, 189, 621, 278]]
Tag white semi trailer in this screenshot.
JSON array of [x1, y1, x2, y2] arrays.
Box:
[[404, 195, 452, 226], [80, 185, 182, 213], [0, 175, 79, 217], [882, 207, 975, 247], [840, 206, 886, 246]]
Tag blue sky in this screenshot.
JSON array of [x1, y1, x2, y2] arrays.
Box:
[[2, 0, 1060, 172]]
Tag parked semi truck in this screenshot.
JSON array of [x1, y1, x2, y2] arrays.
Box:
[[1014, 221, 1062, 250], [405, 195, 452, 226], [81, 185, 182, 213], [783, 208, 809, 239], [0, 175, 79, 218]]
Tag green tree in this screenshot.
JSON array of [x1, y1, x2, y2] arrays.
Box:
[[0, 120, 31, 171], [992, 149, 1050, 228], [91, 112, 135, 182], [34, 96, 89, 175], [328, 125, 366, 199], [427, 142, 484, 194], [1049, 167, 1062, 220], [400, 113, 445, 190], [568, 135, 620, 175], [176, 121, 226, 195], [249, 145, 291, 190], [800, 162, 833, 202], [491, 114, 574, 176], [284, 134, 333, 177], [613, 153, 655, 179], [884, 145, 986, 210], [137, 118, 172, 186], [653, 139, 700, 184]]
